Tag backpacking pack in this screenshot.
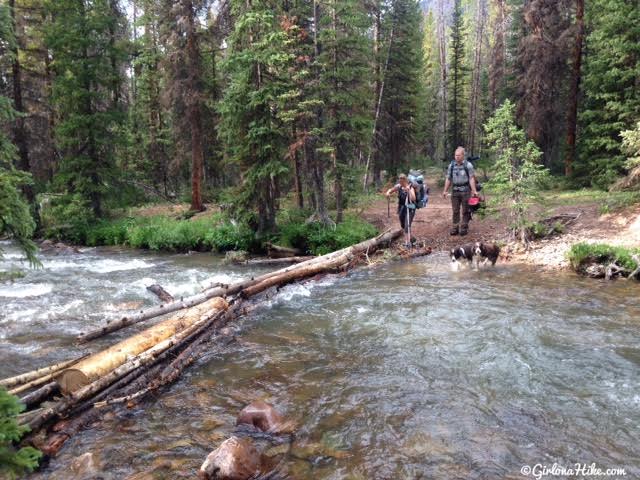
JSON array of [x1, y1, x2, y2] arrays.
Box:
[[448, 160, 483, 192], [408, 173, 429, 208]]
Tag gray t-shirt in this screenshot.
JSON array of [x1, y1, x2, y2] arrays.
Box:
[[447, 161, 475, 188]]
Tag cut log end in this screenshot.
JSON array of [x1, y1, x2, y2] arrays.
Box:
[[56, 369, 90, 396]]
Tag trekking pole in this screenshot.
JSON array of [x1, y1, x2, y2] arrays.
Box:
[[387, 196, 390, 218], [405, 193, 412, 249]]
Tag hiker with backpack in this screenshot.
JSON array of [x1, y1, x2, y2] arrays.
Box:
[[442, 146, 478, 236], [386, 173, 427, 247]]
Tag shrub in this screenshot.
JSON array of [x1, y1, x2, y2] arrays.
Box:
[[276, 214, 378, 255], [41, 194, 95, 244], [0, 389, 42, 479], [484, 100, 551, 243], [568, 243, 640, 272]]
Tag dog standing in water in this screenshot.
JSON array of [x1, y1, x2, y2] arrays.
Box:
[[450, 244, 477, 270], [473, 242, 500, 266]]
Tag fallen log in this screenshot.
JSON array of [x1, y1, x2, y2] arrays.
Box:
[[266, 242, 302, 258], [28, 303, 229, 432], [57, 297, 228, 395], [0, 357, 83, 389], [146, 284, 174, 303], [242, 252, 351, 298], [77, 229, 402, 343], [242, 256, 315, 266], [20, 382, 59, 409]]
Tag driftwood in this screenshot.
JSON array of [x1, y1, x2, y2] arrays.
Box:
[[0, 357, 82, 389], [57, 297, 228, 395], [265, 242, 302, 258], [146, 284, 174, 303], [20, 382, 59, 409], [627, 254, 640, 281], [241, 256, 315, 266]]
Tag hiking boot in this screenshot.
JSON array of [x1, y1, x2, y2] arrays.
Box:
[[460, 226, 468, 236], [449, 227, 459, 236]]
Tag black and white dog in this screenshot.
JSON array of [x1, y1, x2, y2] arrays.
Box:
[[450, 244, 477, 269], [473, 242, 500, 266]]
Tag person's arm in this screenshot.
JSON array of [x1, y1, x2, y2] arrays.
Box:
[[470, 176, 478, 196], [443, 177, 451, 198], [385, 185, 398, 197], [409, 185, 417, 203], [467, 162, 478, 196]]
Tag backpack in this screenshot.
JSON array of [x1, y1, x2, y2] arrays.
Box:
[[448, 160, 482, 192], [408, 173, 429, 208]]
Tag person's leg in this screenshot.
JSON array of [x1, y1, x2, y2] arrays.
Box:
[[409, 209, 416, 244], [399, 206, 407, 232], [450, 192, 461, 235], [460, 191, 471, 235]]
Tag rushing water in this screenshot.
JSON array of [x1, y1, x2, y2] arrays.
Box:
[[1, 241, 639, 479]]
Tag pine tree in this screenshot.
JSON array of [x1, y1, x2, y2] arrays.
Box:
[[578, 0, 640, 187], [516, 0, 572, 168], [318, 0, 372, 222], [484, 100, 550, 243], [0, 388, 42, 479], [0, 3, 38, 265], [219, 0, 290, 233], [45, 0, 126, 218], [378, 0, 423, 175], [448, 0, 468, 151], [421, 10, 441, 161], [161, 0, 207, 211]]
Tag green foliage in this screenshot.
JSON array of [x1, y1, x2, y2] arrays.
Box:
[[277, 213, 378, 255], [483, 100, 550, 241], [527, 220, 564, 240], [378, 0, 424, 175], [218, 2, 291, 233], [41, 194, 96, 244], [568, 243, 640, 272], [0, 12, 39, 267], [448, 0, 468, 150], [45, 0, 127, 217], [621, 121, 640, 170], [0, 388, 42, 479], [49, 213, 257, 253], [578, 0, 640, 187]]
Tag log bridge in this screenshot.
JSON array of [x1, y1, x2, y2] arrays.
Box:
[[1, 229, 430, 459]]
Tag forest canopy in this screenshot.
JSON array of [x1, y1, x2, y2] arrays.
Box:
[[0, 0, 638, 243]]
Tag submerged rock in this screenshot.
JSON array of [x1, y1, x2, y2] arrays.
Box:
[[236, 400, 290, 434], [69, 452, 100, 480], [199, 436, 260, 480]]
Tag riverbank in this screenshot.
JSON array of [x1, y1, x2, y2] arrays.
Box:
[[362, 184, 640, 272]]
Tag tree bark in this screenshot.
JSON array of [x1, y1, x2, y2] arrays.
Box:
[[9, 0, 34, 204], [185, 0, 205, 212], [0, 357, 82, 389], [146, 284, 174, 303], [57, 297, 228, 395], [564, 0, 584, 176]]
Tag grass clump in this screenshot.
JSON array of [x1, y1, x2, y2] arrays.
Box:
[[52, 214, 257, 253], [277, 213, 378, 255], [568, 242, 640, 272]]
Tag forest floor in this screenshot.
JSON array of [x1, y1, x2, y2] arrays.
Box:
[[362, 183, 640, 271]]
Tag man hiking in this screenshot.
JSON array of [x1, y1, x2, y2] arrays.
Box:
[[386, 173, 417, 247], [442, 146, 478, 236]]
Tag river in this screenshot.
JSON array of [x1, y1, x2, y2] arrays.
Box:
[[1, 241, 638, 479]]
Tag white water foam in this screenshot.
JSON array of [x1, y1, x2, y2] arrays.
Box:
[[86, 258, 155, 273], [0, 283, 53, 298]]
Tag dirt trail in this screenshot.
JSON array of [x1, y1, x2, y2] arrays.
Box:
[[363, 183, 506, 252], [363, 183, 640, 270]]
